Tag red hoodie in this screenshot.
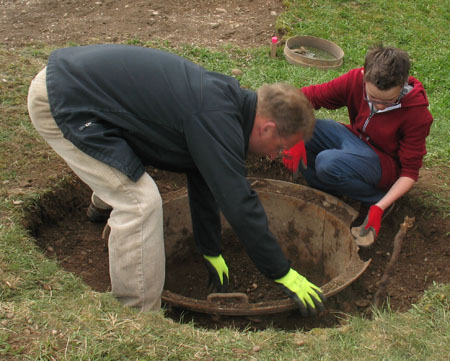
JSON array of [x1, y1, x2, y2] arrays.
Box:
[[301, 68, 433, 190]]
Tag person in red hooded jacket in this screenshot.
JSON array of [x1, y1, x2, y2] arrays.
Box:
[[282, 46, 433, 247]]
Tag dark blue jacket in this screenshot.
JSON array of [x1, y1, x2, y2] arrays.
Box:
[[46, 44, 290, 279]]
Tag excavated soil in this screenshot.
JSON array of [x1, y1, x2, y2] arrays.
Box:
[[1, 0, 284, 49], [27, 158, 450, 331]]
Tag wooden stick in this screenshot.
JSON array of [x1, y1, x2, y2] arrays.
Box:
[[374, 216, 415, 307]]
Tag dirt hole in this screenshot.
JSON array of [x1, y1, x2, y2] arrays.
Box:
[[25, 162, 450, 331]]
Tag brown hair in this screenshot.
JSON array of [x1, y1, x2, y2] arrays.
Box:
[[363, 46, 410, 90], [256, 83, 315, 140]]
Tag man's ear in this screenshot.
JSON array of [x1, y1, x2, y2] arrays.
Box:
[[261, 119, 277, 135]]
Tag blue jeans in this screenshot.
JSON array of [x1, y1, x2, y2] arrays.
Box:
[[299, 119, 386, 205]]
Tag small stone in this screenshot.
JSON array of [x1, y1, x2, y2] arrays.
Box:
[[231, 68, 243, 76], [210, 22, 220, 29], [340, 301, 353, 313], [355, 299, 370, 308], [270, 11, 277, 16], [337, 325, 350, 333], [19, 179, 32, 187], [41, 283, 52, 291], [216, 8, 227, 13]]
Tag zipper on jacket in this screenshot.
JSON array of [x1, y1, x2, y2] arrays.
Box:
[[78, 121, 93, 131], [360, 109, 375, 141], [360, 83, 409, 142]]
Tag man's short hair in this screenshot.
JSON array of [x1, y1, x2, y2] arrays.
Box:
[[363, 46, 410, 90], [257, 83, 315, 140]]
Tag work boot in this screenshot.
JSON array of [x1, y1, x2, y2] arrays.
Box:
[[86, 203, 112, 223], [351, 202, 396, 247], [350, 203, 370, 229], [382, 202, 396, 220], [350, 202, 396, 229]]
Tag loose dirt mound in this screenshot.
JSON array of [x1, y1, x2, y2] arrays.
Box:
[[29, 159, 450, 331]]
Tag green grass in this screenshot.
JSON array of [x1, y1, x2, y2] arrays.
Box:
[[276, 0, 450, 165], [1, 0, 449, 359]]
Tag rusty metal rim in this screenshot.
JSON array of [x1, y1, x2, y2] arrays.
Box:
[[162, 180, 371, 316], [162, 258, 370, 316], [252, 178, 358, 220]]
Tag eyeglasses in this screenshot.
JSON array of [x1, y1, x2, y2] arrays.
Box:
[[363, 83, 401, 107]]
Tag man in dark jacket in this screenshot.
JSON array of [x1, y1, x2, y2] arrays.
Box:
[[282, 46, 433, 247], [27, 44, 325, 316]]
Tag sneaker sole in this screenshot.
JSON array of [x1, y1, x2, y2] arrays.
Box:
[[351, 226, 375, 248]]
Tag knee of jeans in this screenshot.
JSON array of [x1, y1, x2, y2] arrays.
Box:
[[315, 151, 343, 183]]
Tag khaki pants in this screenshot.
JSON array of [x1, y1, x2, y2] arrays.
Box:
[[27, 67, 165, 312]]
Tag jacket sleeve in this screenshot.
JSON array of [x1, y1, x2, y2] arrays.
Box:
[[184, 111, 290, 280], [186, 168, 222, 256], [397, 107, 433, 180], [301, 69, 360, 110]]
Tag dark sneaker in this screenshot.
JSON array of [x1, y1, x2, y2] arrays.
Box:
[[350, 202, 396, 228], [350, 203, 370, 229], [86, 203, 112, 223], [382, 202, 396, 220]]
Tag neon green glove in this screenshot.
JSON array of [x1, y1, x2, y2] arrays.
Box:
[[275, 268, 326, 317], [203, 254, 229, 292]]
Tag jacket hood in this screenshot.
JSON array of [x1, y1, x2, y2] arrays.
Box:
[[401, 76, 429, 108]]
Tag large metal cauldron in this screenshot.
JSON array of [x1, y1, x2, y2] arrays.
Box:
[[161, 178, 370, 316]]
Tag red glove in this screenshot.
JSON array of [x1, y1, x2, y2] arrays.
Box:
[[282, 141, 307, 174], [360, 205, 384, 237]]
